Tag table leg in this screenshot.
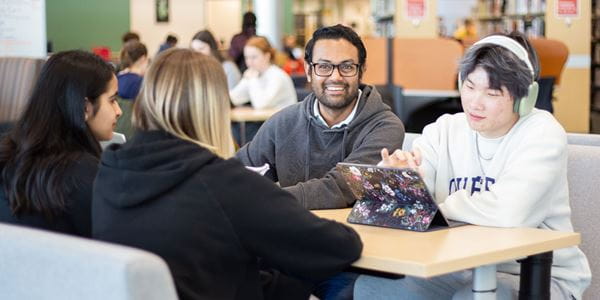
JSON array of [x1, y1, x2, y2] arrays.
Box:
[[239, 121, 246, 146], [472, 264, 497, 300], [518, 251, 553, 300]]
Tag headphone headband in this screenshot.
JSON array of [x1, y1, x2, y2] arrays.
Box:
[[472, 36, 535, 78]]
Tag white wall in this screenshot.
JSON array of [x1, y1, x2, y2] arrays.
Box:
[[205, 0, 241, 49], [130, 0, 205, 56], [130, 0, 241, 56]]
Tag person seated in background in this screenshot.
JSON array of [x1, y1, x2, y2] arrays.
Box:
[[91, 48, 362, 300], [229, 36, 297, 144], [157, 34, 178, 54], [282, 35, 305, 76], [191, 29, 241, 89], [117, 41, 148, 101], [355, 32, 591, 300], [121, 31, 140, 44], [453, 18, 477, 41], [230, 36, 297, 110], [229, 11, 256, 73], [0, 50, 122, 237]]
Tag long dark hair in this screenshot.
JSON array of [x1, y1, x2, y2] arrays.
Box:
[[0, 50, 113, 220], [192, 30, 225, 62]]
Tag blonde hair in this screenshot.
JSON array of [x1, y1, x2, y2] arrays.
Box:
[[245, 36, 275, 63], [133, 48, 234, 158]]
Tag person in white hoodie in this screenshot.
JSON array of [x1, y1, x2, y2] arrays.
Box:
[[354, 32, 591, 300]]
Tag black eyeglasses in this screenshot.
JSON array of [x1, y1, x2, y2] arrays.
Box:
[[310, 62, 360, 77]]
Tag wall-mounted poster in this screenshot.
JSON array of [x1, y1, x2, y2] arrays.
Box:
[[156, 0, 169, 23], [0, 0, 46, 58], [556, 0, 579, 18], [404, 0, 427, 25]]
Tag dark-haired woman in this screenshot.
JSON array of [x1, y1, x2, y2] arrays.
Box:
[[191, 30, 241, 89], [0, 50, 122, 237]]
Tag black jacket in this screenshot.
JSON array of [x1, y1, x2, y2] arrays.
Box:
[[0, 153, 97, 237], [92, 130, 363, 300]]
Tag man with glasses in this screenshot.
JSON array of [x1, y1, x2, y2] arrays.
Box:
[[236, 24, 405, 210]]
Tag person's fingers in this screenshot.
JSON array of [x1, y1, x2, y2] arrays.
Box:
[[392, 149, 406, 161], [381, 148, 390, 161]]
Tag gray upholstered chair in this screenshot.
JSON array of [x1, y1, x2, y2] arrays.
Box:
[[0, 223, 178, 300], [567, 133, 600, 147], [567, 144, 600, 299], [402, 132, 420, 151], [0, 57, 45, 123]]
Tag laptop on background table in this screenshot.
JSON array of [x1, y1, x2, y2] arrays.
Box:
[[337, 162, 466, 232]]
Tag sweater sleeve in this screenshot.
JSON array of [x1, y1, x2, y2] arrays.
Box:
[[235, 116, 279, 182], [284, 116, 405, 209], [412, 122, 441, 196], [216, 161, 363, 283], [438, 126, 566, 228], [230, 77, 251, 106], [246, 68, 292, 109]]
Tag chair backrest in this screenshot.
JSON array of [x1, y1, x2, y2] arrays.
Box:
[[0, 57, 45, 123], [530, 38, 569, 86], [0, 223, 178, 300], [362, 37, 389, 86], [393, 38, 463, 90], [402, 132, 421, 151], [567, 144, 600, 299], [567, 133, 600, 147]]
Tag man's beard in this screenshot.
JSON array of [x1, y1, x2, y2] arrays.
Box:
[[315, 82, 359, 110]]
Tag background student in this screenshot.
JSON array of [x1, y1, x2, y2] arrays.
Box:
[[357, 32, 591, 300], [229, 35, 297, 144], [229, 35, 297, 110], [229, 11, 256, 73], [92, 48, 362, 300], [191, 29, 241, 90], [117, 40, 148, 101], [0, 50, 122, 237]]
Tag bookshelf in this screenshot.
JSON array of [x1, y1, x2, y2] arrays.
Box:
[[372, 0, 395, 37], [475, 0, 546, 37]]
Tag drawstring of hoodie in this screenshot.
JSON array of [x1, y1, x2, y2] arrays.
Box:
[[304, 119, 312, 181], [341, 126, 348, 161]]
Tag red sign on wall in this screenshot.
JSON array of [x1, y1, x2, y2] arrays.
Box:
[[405, 0, 426, 19], [556, 0, 578, 18]]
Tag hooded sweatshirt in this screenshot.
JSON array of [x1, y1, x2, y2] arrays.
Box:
[[92, 130, 363, 300], [236, 85, 405, 209]]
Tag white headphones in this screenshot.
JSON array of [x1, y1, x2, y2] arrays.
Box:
[[458, 35, 539, 117]]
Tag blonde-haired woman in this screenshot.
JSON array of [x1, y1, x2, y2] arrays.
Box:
[[91, 48, 362, 300]]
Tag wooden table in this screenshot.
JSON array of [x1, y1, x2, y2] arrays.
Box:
[[313, 208, 581, 300], [230, 107, 279, 145]]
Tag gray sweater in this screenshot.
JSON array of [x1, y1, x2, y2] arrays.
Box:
[[236, 85, 405, 209]]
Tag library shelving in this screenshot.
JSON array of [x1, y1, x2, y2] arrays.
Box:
[[475, 0, 546, 37]]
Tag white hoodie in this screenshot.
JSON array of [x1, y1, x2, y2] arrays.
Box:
[[413, 109, 591, 299]]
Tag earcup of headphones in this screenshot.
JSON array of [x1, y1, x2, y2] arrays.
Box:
[[515, 81, 539, 117]]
